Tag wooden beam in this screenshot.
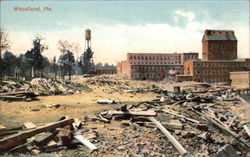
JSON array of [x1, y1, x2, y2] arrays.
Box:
[[108, 110, 156, 116], [0, 118, 74, 152], [243, 124, 250, 138], [74, 135, 97, 150], [160, 110, 199, 124], [34, 132, 57, 147], [148, 117, 188, 155], [194, 110, 250, 148]]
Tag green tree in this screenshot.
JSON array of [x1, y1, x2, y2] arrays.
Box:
[[24, 35, 48, 78], [2, 51, 16, 76], [58, 50, 75, 80], [0, 28, 10, 84]]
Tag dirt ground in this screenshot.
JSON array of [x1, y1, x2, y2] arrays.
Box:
[[0, 85, 158, 128]]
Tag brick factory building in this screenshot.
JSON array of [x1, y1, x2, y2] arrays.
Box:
[[230, 71, 250, 89], [179, 59, 250, 83], [202, 29, 237, 60], [177, 29, 250, 83], [117, 52, 198, 81]]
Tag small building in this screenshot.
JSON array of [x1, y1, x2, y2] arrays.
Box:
[[230, 71, 250, 89], [117, 52, 198, 81], [94, 69, 116, 76]]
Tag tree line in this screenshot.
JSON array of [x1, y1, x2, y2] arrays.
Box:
[[0, 28, 116, 82]]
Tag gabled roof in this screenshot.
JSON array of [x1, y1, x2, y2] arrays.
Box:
[[206, 34, 237, 41], [203, 30, 237, 41]]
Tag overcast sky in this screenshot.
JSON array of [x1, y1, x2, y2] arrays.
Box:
[[1, 0, 249, 64]]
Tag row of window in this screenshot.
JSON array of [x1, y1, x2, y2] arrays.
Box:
[[130, 61, 182, 65], [130, 55, 181, 60], [194, 70, 228, 75], [132, 66, 183, 71], [195, 78, 229, 83], [208, 44, 236, 49], [132, 73, 171, 79], [184, 55, 198, 59], [194, 62, 245, 68], [232, 78, 249, 84]]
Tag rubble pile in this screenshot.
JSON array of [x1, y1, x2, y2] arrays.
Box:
[[0, 78, 92, 98], [0, 76, 250, 156], [0, 118, 99, 156], [30, 78, 91, 95], [88, 87, 250, 156]]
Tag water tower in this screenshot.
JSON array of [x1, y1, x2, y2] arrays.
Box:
[[81, 29, 94, 74]]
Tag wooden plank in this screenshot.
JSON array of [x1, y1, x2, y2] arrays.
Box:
[[108, 110, 156, 116], [243, 124, 250, 138], [148, 117, 188, 155], [23, 122, 36, 129], [34, 132, 57, 147], [0, 118, 75, 152], [160, 109, 199, 124], [74, 135, 97, 150]]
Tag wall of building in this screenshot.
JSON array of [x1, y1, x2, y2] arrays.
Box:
[[230, 71, 250, 89], [184, 60, 249, 83], [117, 52, 198, 81]]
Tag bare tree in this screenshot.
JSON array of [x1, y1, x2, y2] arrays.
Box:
[[57, 40, 76, 80], [57, 40, 72, 54], [0, 28, 10, 84]]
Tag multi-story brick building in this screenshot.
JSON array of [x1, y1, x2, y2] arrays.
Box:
[[177, 29, 250, 83], [117, 52, 198, 80], [180, 59, 249, 83], [202, 29, 237, 60]]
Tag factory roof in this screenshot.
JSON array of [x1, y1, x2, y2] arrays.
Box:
[[203, 30, 237, 41]]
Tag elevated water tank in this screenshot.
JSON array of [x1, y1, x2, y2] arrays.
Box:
[[85, 29, 91, 41]]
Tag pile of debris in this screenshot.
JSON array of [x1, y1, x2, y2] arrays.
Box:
[[0, 78, 92, 100], [30, 78, 91, 95], [89, 87, 250, 156], [0, 118, 98, 156]]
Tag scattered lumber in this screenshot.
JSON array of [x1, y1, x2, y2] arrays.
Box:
[[159, 109, 199, 124], [74, 134, 97, 150], [148, 117, 188, 155], [107, 110, 157, 116], [194, 110, 250, 148], [0, 118, 75, 151]]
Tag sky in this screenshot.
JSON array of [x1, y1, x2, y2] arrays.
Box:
[[0, 0, 249, 64]]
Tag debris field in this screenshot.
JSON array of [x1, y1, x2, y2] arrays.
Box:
[[0, 75, 250, 157]]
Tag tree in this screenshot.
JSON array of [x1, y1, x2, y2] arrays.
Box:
[[53, 56, 57, 80], [2, 51, 16, 76], [24, 34, 48, 78], [95, 62, 103, 70], [0, 28, 10, 84], [58, 50, 75, 80], [57, 40, 75, 80]]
